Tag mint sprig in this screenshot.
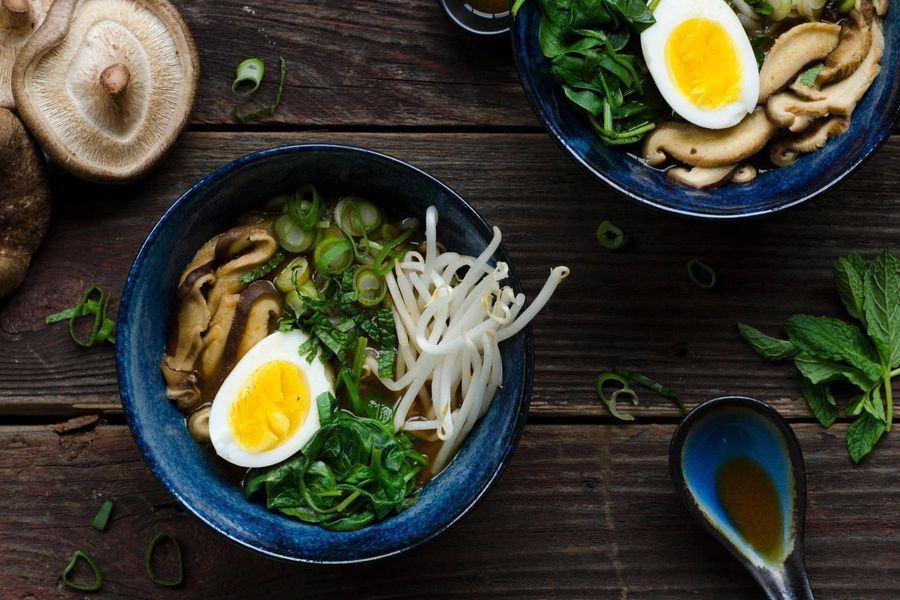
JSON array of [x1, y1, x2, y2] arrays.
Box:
[[739, 251, 900, 463]]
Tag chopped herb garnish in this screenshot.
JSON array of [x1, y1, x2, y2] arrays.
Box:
[[596, 220, 627, 250], [46, 285, 116, 347], [239, 250, 285, 285], [798, 64, 825, 88], [233, 56, 287, 124], [739, 251, 900, 463], [613, 367, 686, 413], [232, 58, 265, 96], [687, 259, 717, 289], [91, 500, 114, 532], [145, 532, 183, 587], [61, 550, 102, 592], [596, 368, 685, 420]]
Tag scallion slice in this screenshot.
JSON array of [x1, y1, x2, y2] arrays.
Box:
[[61, 550, 102, 592], [287, 184, 323, 230], [353, 267, 387, 307], [596, 220, 627, 250], [275, 214, 317, 253], [314, 238, 354, 277], [335, 196, 382, 236], [46, 285, 116, 347], [275, 256, 311, 293], [232, 58, 265, 96], [91, 500, 114, 531], [233, 56, 287, 124], [596, 373, 638, 421], [687, 259, 717, 289], [145, 532, 183, 587]]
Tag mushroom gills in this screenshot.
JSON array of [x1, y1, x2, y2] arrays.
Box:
[[0, 0, 52, 109], [642, 110, 777, 168]]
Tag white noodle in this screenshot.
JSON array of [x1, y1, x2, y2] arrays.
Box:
[[376, 206, 568, 475]]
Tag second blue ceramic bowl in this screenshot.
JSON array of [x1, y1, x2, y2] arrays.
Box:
[[512, 5, 900, 219], [116, 144, 534, 563]]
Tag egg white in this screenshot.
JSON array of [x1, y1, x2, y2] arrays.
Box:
[[209, 330, 333, 468], [641, 0, 759, 129]]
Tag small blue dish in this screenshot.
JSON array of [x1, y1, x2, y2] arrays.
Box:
[[512, 6, 900, 219], [116, 144, 534, 563], [670, 397, 813, 599]]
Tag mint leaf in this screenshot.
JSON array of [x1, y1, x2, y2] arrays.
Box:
[[799, 379, 838, 427], [862, 251, 900, 369], [793, 353, 876, 391], [785, 315, 883, 382], [846, 412, 886, 463], [834, 252, 867, 321], [798, 63, 824, 87], [864, 387, 886, 422], [738, 323, 798, 360], [846, 393, 867, 417]]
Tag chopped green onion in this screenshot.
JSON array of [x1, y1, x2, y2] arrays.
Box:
[[351, 336, 368, 387], [145, 532, 183, 587], [275, 256, 311, 293], [275, 214, 317, 253], [91, 500, 114, 531], [377, 223, 400, 241], [613, 367, 686, 414], [335, 197, 382, 237], [232, 58, 264, 96], [837, 0, 855, 11], [46, 285, 116, 347], [353, 267, 387, 307], [239, 250, 285, 285], [233, 56, 287, 124], [314, 238, 354, 277], [596, 373, 638, 421], [596, 220, 627, 250], [374, 228, 414, 274], [285, 282, 316, 316], [687, 259, 717, 289], [61, 550, 102, 592], [287, 184, 323, 230]]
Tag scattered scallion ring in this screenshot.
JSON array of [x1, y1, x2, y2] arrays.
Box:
[[145, 532, 183, 587], [596, 373, 638, 422], [287, 184, 323, 230], [314, 237, 354, 277], [353, 267, 387, 307], [687, 259, 717, 289], [91, 500, 114, 531], [232, 58, 265, 96], [374, 228, 414, 274], [335, 196, 382, 236], [274, 256, 311, 293], [596, 220, 627, 250], [233, 56, 287, 124], [61, 550, 102, 592], [275, 214, 317, 253], [45, 285, 117, 347]]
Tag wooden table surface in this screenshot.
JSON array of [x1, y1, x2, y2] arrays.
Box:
[[1, 1, 898, 598]]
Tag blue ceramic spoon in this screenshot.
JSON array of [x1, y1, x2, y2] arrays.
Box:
[[669, 396, 814, 600]]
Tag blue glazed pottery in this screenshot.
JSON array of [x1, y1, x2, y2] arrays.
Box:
[[512, 5, 900, 219], [670, 397, 813, 600], [116, 145, 534, 563]]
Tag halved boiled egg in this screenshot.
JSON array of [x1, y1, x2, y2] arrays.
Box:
[[642, 0, 759, 129], [209, 330, 333, 468]]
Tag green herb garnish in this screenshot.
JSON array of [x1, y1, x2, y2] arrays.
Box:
[[287, 184, 323, 231], [798, 64, 825, 88], [145, 532, 183, 587], [90, 500, 114, 532], [596, 368, 684, 420], [246, 391, 426, 531], [596, 220, 627, 250], [233, 56, 287, 124], [232, 58, 265, 96], [46, 285, 116, 347], [61, 550, 102, 592], [687, 259, 717, 289], [532, 0, 662, 145], [239, 250, 285, 285], [739, 251, 900, 463]]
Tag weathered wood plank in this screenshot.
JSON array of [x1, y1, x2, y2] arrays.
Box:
[[175, 0, 535, 127], [0, 424, 896, 598], [1, 132, 899, 418]]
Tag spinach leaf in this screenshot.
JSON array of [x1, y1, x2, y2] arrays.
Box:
[[738, 323, 798, 361], [862, 251, 900, 369]]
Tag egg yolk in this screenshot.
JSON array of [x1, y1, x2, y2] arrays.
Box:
[[665, 18, 741, 110], [229, 360, 310, 453]]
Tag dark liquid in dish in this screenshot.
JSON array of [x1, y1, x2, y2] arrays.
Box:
[[467, 0, 509, 14], [715, 457, 784, 562]]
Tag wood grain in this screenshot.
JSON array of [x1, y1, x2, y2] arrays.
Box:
[[0, 423, 896, 599], [1, 132, 899, 418], [173, 0, 534, 128]]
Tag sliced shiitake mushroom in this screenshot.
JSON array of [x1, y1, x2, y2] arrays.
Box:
[[206, 223, 278, 317], [667, 165, 739, 189], [758, 22, 841, 103], [767, 21, 883, 130], [770, 117, 851, 167], [731, 165, 758, 184], [643, 110, 776, 168], [873, 0, 888, 16], [187, 405, 211, 443]]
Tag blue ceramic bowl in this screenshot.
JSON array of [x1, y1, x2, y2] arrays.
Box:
[[116, 145, 534, 563], [512, 7, 900, 219]]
